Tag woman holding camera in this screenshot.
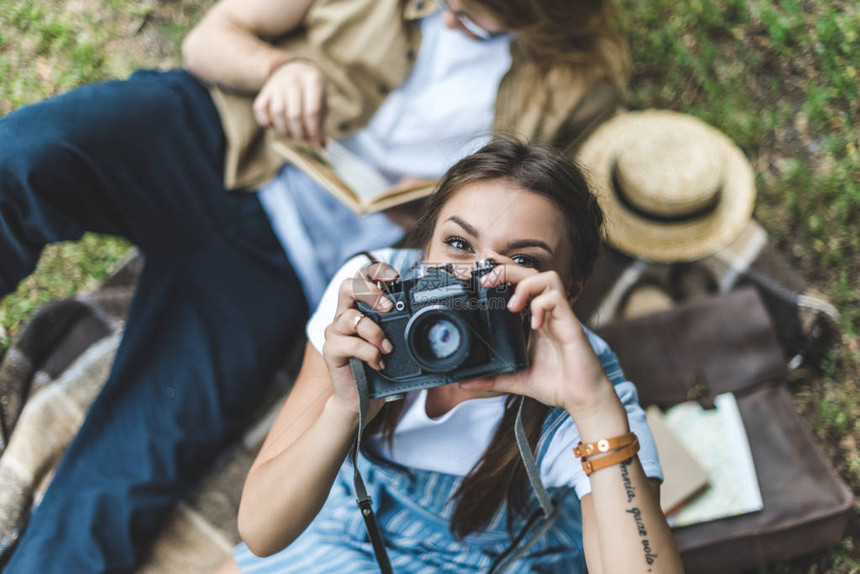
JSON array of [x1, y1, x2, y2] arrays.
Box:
[[226, 139, 684, 573]]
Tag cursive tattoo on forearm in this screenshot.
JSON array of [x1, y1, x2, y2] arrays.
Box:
[[620, 456, 636, 503], [620, 460, 658, 569]]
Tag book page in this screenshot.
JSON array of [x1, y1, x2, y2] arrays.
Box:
[[321, 140, 390, 204], [663, 393, 763, 528], [273, 139, 436, 213], [273, 140, 362, 212]]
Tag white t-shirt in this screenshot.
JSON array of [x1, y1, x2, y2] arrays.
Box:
[[307, 250, 663, 499], [339, 11, 512, 181], [258, 12, 512, 308]]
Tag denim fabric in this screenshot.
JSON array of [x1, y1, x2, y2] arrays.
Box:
[[0, 69, 308, 572], [233, 408, 587, 573]]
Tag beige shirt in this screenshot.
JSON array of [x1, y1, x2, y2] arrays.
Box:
[[209, 0, 622, 191]]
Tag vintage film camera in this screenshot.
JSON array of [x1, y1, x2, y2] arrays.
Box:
[[355, 259, 530, 400]]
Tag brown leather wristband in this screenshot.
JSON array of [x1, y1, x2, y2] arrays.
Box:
[[573, 431, 637, 458], [581, 436, 640, 476]]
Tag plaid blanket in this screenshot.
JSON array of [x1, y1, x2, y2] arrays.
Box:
[[0, 221, 839, 571], [0, 253, 302, 571]]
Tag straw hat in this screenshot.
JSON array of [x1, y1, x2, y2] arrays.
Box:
[[577, 110, 756, 262]]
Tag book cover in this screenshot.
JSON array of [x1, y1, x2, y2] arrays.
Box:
[[273, 139, 438, 215], [645, 405, 710, 516]]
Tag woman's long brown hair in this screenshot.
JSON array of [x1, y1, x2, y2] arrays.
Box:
[[365, 138, 605, 538]]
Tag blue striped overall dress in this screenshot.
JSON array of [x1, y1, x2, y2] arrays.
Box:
[[233, 404, 597, 573]]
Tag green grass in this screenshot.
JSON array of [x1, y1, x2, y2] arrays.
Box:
[[1, 0, 105, 111], [0, 236, 132, 349], [0, 0, 858, 570], [0, 0, 209, 349], [620, 0, 860, 570]]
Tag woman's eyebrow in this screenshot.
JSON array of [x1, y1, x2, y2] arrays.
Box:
[[446, 216, 479, 237], [507, 239, 554, 256]]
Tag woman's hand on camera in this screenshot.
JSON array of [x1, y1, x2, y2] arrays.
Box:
[[322, 263, 398, 419], [253, 58, 327, 147], [462, 265, 623, 422]]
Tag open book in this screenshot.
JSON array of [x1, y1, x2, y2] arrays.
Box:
[[273, 139, 438, 215]]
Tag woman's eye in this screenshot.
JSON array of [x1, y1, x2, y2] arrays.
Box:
[[443, 236, 473, 252], [511, 254, 540, 269]]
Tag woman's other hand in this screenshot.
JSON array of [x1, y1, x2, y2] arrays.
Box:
[[321, 262, 399, 419], [463, 264, 627, 432], [253, 59, 328, 147]]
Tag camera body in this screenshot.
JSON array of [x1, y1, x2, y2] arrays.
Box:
[[355, 259, 530, 400]]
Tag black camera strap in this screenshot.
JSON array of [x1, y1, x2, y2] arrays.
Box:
[[513, 396, 555, 518], [484, 397, 560, 573], [466, 270, 558, 567], [349, 358, 394, 574]]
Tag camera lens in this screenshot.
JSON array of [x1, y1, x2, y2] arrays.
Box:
[[426, 319, 461, 359], [405, 306, 472, 373]]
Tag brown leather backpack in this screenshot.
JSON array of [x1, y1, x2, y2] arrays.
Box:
[[596, 288, 853, 572]]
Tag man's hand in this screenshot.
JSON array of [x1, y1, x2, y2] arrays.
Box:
[[253, 59, 328, 147]]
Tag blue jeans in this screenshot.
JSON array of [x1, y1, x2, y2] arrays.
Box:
[[0, 69, 308, 572]]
